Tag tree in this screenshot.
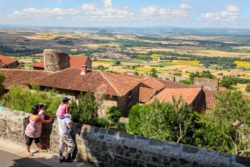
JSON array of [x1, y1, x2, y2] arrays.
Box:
[[221, 76, 237, 89], [190, 71, 215, 81], [128, 98, 195, 143], [96, 65, 106, 71], [69, 92, 99, 125], [134, 71, 139, 76], [245, 83, 250, 93], [150, 68, 158, 78], [113, 59, 121, 66], [194, 90, 250, 156]]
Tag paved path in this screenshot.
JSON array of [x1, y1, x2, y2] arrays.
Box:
[[0, 150, 50, 167], [0, 139, 93, 167]]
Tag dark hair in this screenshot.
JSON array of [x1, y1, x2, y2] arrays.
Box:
[[62, 97, 70, 104], [31, 105, 39, 115]]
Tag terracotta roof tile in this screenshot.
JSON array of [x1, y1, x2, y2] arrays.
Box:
[[32, 56, 89, 69], [141, 77, 166, 91], [0, 55, 18, 65], [32, 61, 44, 68], [28, 68, 141, 97], [0, 69, 50, 89], [139, 87, 156, 103], [152, 87, 202, 105], [70, 56, 89, 68]]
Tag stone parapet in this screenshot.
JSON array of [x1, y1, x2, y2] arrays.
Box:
[[0, 107, 249, 167]]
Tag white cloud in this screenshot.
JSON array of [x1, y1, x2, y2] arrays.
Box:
[[140, 4, 191, 20], [180, 3, 192, 9], [227, 5, 239, 12], [103, 0, 112, 8], [14, 7, 80, 17], [6, 1, 247, 27], [203, 4, 239, 22]]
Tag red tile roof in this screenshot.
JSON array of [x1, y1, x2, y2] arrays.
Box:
[[151, 87, 202, 105], [141, 77, 166, 91], [0, 69, 50, 89], [27, 68, 141, 97], [70, 56, 89, 68], [32, 61, 44, 68], [139, 87, 156, 103], [32, 56, 90, 69], [0, 55, 18, 66]]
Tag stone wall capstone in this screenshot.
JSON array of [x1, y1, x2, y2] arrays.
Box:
[[0, 107, 249, 167]]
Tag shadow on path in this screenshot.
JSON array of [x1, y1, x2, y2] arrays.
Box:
[[0, 150, 50, 167]]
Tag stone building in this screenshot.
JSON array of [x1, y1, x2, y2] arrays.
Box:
[[194, 78, 220, 110], [0, 50, 215, 114], [33, 51, 92, 70], [0, 55, 19, 69], [194, 78, 219, 91]]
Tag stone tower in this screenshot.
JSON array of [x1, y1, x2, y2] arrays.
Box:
[[43, 49, 70, 72]]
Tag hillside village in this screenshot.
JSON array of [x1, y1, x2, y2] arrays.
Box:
[[0, 49, 250, 164], [0, 49, 221, 115]]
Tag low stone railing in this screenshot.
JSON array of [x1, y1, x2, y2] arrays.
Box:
[[0, 107, 249, 167]]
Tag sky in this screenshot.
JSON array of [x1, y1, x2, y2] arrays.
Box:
[[0, 0, 250, 28]]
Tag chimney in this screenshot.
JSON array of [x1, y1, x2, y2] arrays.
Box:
[[81, 65, 87, 75], [172, 76, 176, 82]]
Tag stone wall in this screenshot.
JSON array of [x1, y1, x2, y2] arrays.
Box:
[[194, 78, 219, 92], [0, 107, 249, 167], [43, 49, 70, 71]]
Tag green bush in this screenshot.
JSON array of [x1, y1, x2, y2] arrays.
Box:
[[0, 72, 5, 96], [1, 85, 61, 116], [128, 104, 143, 135], [128, 99, 195, 143], [69, 92, 99, 125], [194, 90, 250, 156], [220, 76, 237, 89], [245, 83, 250, 92], [194, 114, 236, 153], [106, 106, 122, 125]]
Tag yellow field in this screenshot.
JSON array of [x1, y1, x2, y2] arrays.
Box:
[[135, 67, 151, 73], [170, 60, 200, 66], [93, 60, 113, 67], [235, 46, 250, 50], [234, 61, 250, 67], [236, 84, 247, 91], [194, 50, 250, 58]]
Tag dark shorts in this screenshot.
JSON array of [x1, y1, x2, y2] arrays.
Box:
[[25, 136, 40, 146]]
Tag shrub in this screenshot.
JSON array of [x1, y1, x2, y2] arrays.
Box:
[[150, 68, 158, 78], [220, 76, 237, 89], [106, 106, 122, 125], [128, 104, 143, 135], [128, 99, 195, 143], [0, 72, 5, 96], [1, 85, 60, 116], [194, 114, 235, 153], [69, 92, 99, 125], [246, 83, 250, 92], [194, 90, 250, 156]]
